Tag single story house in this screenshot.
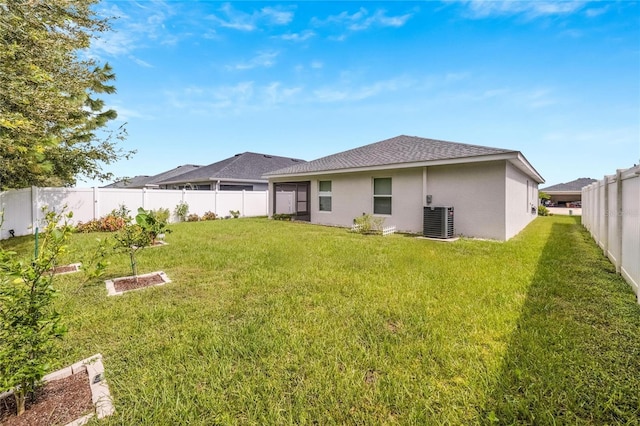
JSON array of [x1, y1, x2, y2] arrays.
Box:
[[264, 135, 544, 241], [103, 164, 202, 189], [157, 152, 305, 191], [541, 177, 596, 207]]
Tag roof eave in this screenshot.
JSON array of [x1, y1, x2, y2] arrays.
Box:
[[266, 152, 544, 182]]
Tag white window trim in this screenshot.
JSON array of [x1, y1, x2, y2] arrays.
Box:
[[373, 177, 392, 216], [318, 180, 332, 212]]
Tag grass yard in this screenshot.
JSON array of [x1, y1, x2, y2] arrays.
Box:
[[3, 216, 639, 424]]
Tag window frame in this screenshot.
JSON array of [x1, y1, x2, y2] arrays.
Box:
[[373, 177, 392, 215], [318, 180, 332, 212]]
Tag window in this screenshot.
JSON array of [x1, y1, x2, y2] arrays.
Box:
[[373, 178, 392, 215], [318, 180, 332, 212]]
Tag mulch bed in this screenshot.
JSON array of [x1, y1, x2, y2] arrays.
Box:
[[0, 370, 92, 426], [51, 264, 79, 275], [113, 272, 166, 292]]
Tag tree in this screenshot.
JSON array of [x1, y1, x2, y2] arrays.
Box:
[[0, 0, 134, 189], [0, 209, 72, 416]]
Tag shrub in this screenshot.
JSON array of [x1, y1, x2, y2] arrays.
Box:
[[152, 208, 170, 224], [202, 211, 217, 221], [187, 214, 200, 222], [229, 210, 240, 218], [135, 208, 171, 244], [352, 213, 385, 235], [272, 213, 293, 221], [174, 202, 189, 222], [538, 205, 551, 216], [76, 211, 129, 233]]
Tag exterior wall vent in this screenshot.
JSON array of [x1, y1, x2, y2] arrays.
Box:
[[423, 206, 454, 239]]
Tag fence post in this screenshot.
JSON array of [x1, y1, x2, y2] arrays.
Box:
[[615, 169, 623, 274], [31, 186, 39, 234], [242, 190, 245, 217], [143, 188, 148, 211], [93, 186, 99, 220], [602, 177, 609, 255]]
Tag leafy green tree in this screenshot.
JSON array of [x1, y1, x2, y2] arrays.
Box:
[[0, 0, 134, 189], [0, 209, 72, 416]]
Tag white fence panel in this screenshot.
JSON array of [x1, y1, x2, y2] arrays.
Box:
[[97, 189, 145, 219], [0, 187, 269, 239], [215, 191, 244, 217], [145, 190, 184, 218], [243, 191, 269, 217], [183, 191, 216, 216], [0, 188, 32, 239], [583, 165, 640, 303], [620, 170, 639, 296]]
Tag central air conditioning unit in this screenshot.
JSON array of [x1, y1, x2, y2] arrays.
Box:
[[423, 206, 454, 239]]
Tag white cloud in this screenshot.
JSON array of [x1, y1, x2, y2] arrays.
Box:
[[313, 77, 413, 102], [313, 7, 413, 32], [228, 51, 279, 71], [208, 3, 293, 32], [91, 0, 179, 62], [462, 0, 585, 19], [279, 30, 316, 42], [165, 80, 304, 114]]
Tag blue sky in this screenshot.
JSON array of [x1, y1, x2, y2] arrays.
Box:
[[81, 0, 640, 188]]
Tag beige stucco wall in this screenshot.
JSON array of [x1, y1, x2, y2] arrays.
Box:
[[269, 159, 538, 240], [426, 161, 506, 240], [309, 168, 424, 232], [505, 162, 539, 240]]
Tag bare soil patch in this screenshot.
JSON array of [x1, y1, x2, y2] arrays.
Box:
[[0, 370, 92, 426], [114, 272, 166, 292]]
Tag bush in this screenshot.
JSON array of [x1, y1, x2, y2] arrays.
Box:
[[76, 211, 128, 233], [272, 214, 293, 221], [174, 202, 189, 222], [187, 214, 200, 222], [352, 213, 385, 234], [202, 211, 217, 221], [538, 205, 551, 216], [229, 210, 240, 218], [135, 208, 171, 244]]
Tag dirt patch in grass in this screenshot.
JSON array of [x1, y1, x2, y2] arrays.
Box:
[[114, 272, 166, 292], [0, 370, 92, 426]]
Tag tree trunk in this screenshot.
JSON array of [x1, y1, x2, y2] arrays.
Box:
[[14, 390, 26, 416]]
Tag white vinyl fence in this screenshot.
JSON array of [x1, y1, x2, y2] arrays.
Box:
[[0, 187, 268, 239], [582, 166, 640, 303]]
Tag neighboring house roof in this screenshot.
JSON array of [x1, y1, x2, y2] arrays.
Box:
[[158, 152, 305, 185], [541, 178, 597, 193], [103, 164, 202, 188], [265, 135, 544, 183]]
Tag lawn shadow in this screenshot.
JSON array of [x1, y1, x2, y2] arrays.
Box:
[[484, 217, 640, 424]]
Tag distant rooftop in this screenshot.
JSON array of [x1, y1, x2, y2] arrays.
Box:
[[103, 164, 202, 188], [158, 152, 305, 185], [541, 178, 597, 193]]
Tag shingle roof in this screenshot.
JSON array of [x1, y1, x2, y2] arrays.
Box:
[[265, 135, 516, 176], [541, 178, 596, 192], [102, 164, 202, 188], [158, 152, 305, 184]]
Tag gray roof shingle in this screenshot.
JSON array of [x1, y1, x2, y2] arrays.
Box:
[[265, 135, 516, 176], [158, 152, 305, 184], [103, 164, 202, 188], [541, 178, 596, 192]]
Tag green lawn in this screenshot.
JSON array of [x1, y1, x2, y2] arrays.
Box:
[[4, 216, 639, 424]]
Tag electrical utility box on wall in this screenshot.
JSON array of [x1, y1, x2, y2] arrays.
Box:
[[423, 206, 455, 239]]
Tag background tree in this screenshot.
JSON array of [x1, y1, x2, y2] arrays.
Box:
[[0, 0, 134, 189]]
